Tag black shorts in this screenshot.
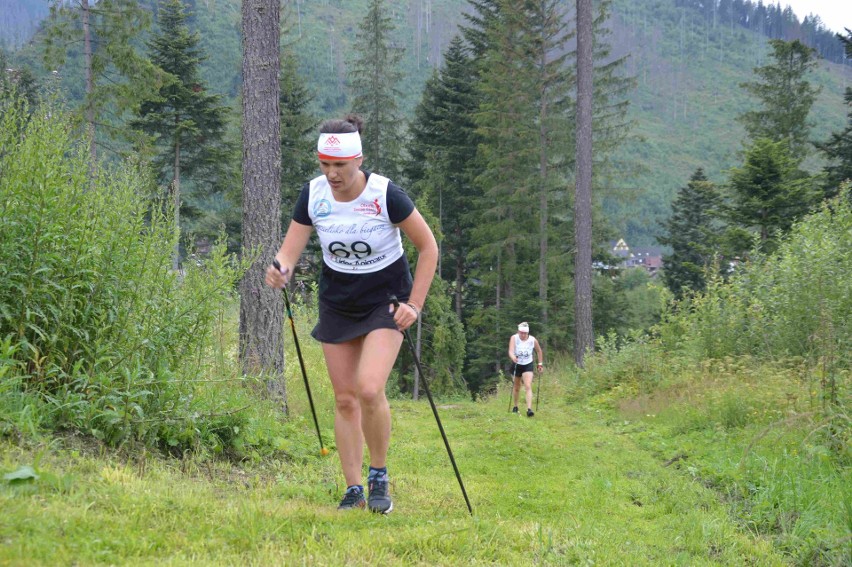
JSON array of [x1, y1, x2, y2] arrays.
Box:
[[513, 362, 534, 377], [311, 299, 404, 344]]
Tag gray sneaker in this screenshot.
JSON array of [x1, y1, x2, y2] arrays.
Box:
[[367, 477, 393, 514], [337, 486, 366, 510]]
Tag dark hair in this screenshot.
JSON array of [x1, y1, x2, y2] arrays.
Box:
[[319, 114, 364, 135]]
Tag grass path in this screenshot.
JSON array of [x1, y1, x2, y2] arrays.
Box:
[[1, 388, 786, 565]]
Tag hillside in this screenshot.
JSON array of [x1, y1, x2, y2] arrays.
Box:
[[0, 0, 48, 49], [4, 0, 850, 246], [606, 0, 851, 244]]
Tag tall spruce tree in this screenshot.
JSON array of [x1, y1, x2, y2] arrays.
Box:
[[278, 48, 320, 284], [279, 49, 318, 214], [589, 0, 633, 165], [469, 0, 546, 378], [531, 0, 573, 343], [403, 36, 477, 397], [658, 169, 723, 298], [43, 0, 157, 162], [739, 39, 820, 160], [723, 138, 816, 257], [406, 36, 480, 318], [132, 0, 230, 270], [461, 0, 574, 380], [349, 0, 404, 178], [816, 30, 852, 197]]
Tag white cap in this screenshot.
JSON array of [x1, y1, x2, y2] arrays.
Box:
[[518, 323, 529, 332]]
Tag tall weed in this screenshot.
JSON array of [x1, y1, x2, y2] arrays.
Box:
[[0, 100, 264, 455]]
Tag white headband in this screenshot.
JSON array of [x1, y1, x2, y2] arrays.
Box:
[[317, 132, 362, 160]]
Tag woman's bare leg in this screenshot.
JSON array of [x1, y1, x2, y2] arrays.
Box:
[[356, 329, 403, 468], [523, 372, 534, 410], [323, 328, 403, 485], [323, 338, 366, 487]]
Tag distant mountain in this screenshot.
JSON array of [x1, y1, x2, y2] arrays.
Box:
[[0, 0, 48, 49], [606, 0, 850, 245], [4, 0, 849, 246]]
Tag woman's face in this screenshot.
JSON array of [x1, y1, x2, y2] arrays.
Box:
[[319, 156, 364, 195], [519, 331, 529, 340]]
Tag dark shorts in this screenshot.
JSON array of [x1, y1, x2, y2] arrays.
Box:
[[311, 300, 404, 344], [513, 362, 534, 377]]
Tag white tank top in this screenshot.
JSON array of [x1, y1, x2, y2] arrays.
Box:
[[307, 173, 405, 274], [514, 335, 536, 365]]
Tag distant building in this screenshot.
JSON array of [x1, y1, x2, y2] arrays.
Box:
[[608, 238, 663, 276]]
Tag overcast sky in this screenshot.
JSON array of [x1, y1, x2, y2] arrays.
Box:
[[779, 0, 851, 36]]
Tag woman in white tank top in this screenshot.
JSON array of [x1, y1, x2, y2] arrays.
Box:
[[508, 322, 544, 417]]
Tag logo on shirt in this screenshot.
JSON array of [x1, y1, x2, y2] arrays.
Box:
[[353, 198, 382, 216], [313, 199, 332, 218]]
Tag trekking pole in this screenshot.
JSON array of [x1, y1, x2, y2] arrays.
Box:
[[508, 363, 517, 413], [535, 364, 541, 412], [390, 296, 473, 516], [273, 260, 328, 457]]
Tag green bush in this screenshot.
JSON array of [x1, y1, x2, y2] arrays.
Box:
[[0, 100, 258, 454], [658, 186, 851, 367]]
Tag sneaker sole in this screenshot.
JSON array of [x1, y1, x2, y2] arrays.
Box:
[[369, 501, 393, 515]]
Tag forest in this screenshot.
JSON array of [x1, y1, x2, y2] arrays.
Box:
[[2, 0, 849, 392]]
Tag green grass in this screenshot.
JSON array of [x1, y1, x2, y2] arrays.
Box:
[[1, 366, 788, 566]]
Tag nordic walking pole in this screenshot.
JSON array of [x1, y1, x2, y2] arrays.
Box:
[[535, 363, 542, 412], [273, 260, 328, 457], [508, 363, 517, 413], [390, 296, 473, 516]]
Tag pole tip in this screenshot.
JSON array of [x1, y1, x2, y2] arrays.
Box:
[[320, 447, 330, 456]]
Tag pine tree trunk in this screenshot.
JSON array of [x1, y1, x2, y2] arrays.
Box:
[[538, 68, 549, 345], [574, 0, 594, 367], [82, 0, 95, 164], [173, 137, 181, 272], [494, 253, 502, 375], [239, 0, 286, 406], [454, 245, 463, 319]]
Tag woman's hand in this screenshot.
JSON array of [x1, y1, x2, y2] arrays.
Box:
[[265, 260, 291, 288], [389, 297, 419, 332]]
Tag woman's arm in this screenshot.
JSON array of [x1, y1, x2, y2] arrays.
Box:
[[508, 335, 517, 363], [397, 208, 438, 325], [264, 220, 313, 288]]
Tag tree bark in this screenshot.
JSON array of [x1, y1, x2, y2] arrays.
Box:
[[82, 0, 95, 164], [538, 56, 549, 347], [239, 0, 286, 405], [454, 243, 463, 319], [173, 136, 180, 272], [574, 0, 594, 367]]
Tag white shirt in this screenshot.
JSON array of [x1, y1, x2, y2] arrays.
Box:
[[307, 173, 405, 273], [513, 334, 537, 365]]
